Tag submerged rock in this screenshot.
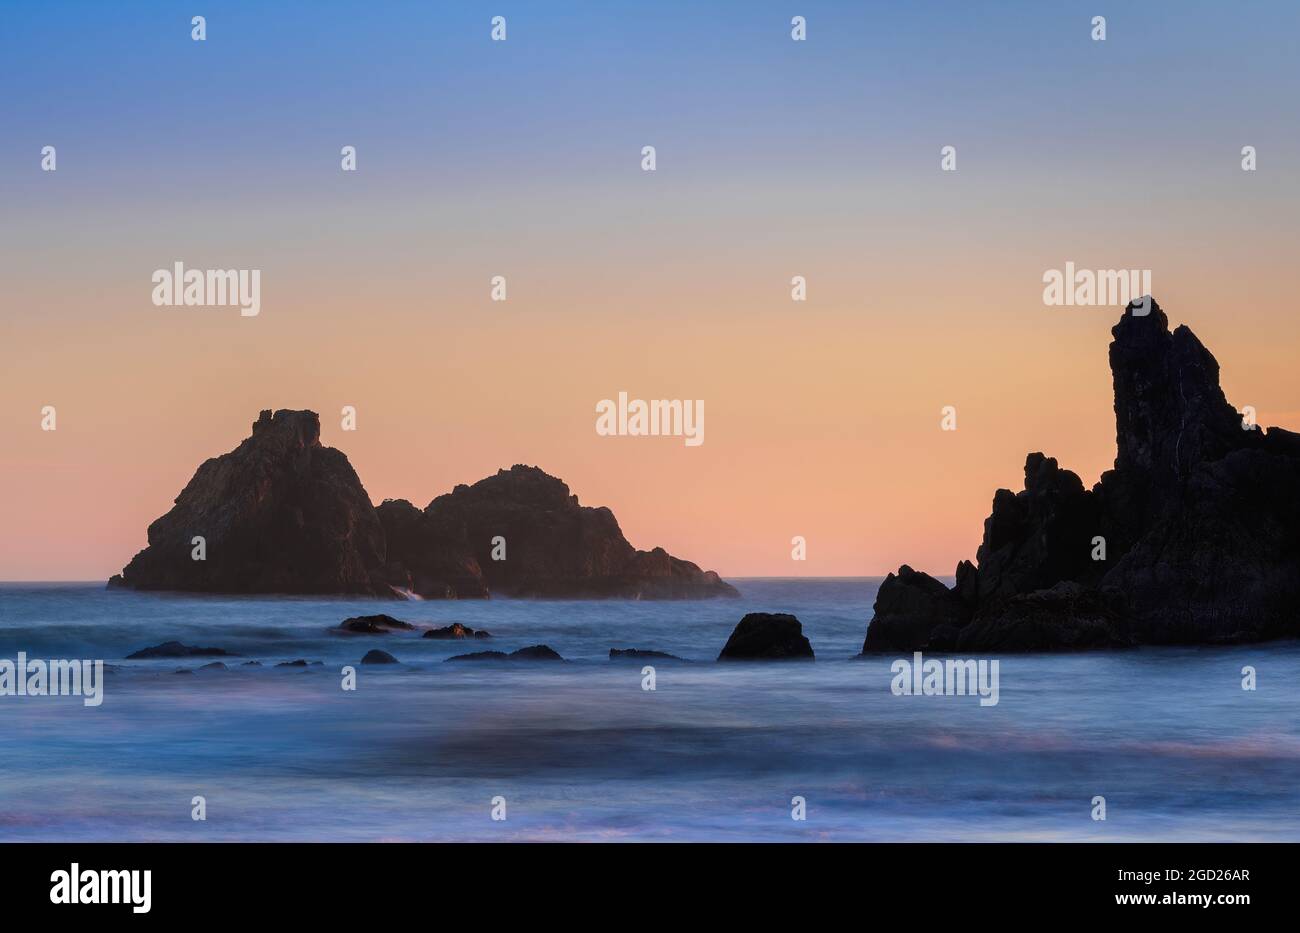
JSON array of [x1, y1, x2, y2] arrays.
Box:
[[609, 648, 685, 660], [863, 298, 1300, 651], [275, 659, 322, 668], [422, 622, 491, 639], [445, 644, 564, 662], [717, 613, 814, 660], [339, 614, 415, 634], [127, 641, 234, 660], [196, 661, 228, 672], [361, 649, 398, 664]]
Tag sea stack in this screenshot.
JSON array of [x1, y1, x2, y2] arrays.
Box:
[[379, 465, 740, 599], [109, 412, 738, 600], [109, 410, 390, 595], [862, 298, 1300, 651]]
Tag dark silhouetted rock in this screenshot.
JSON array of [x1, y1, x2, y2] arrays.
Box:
[[361, 649, 398, 664], [951, 582, 1130, 652], [382, 466, 739, 600], [339, 614, 415, 634], [860, 565, 971, 652], [376, 498, 489, 599], [509, 644, 564, 660], [241, 661, 262, 667], [863, 299, 1300, 652], [445, 644, 564, 662], [422, 622, 491, 639], [109, 412, 736, 601], [197, 661, 228, 671], [275, 659, 322, 668], [609, 648, 685, 660], [109, 410, 391, 596], [446, 650, 507, 661], [974, 453, 1102, 603], [127, 641, 234, 660], [718, 613, 814, 660]]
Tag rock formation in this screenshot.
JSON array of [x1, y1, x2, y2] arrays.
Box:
[[446, 645, 564, 662], [126, 641, 234, 659], [422, 623, 491, 639], [109, 412, 737, 600], [380, 465, 739, 599], [718, 613, 814, 660], [109, 410, 390, 595], [862, 299, 1300, 651], [339, 614, 415, 634]]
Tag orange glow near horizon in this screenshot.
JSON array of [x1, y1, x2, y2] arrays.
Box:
[[2, 249, 1297, 582]]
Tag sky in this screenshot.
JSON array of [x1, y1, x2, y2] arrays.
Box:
[[1, 1, 1298, 581]]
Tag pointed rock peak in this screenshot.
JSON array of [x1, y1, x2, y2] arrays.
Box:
[[1108, 299, 1245, 481], [1110, 296, 1168, 345]]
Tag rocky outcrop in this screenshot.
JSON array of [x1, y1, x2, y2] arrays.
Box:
[[375, 498, 489, 599], [361, 649, 398, 664], [109, 413, 736, 600], [339, 614, 415, 634], [860, 565, 972, 652], [126, 641, 234, 659], [422, 623, 491, 639], [863, 299, 1300, 651], [109, 410, 390, 596], [446, 644, 564, 662], [381, 465, 740, 600], [718, 613, 814, 660]]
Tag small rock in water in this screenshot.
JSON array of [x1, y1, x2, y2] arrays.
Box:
[[609, 648, 684, 661], [339, 614, 415, 634], [128, 641, 234, 659], [197, 662, 228, 672], [275, 659, 321, 668], [361, 649, 399, 664], [422, 622, 491, 639], [717, 613, 814, 660], [446, 644, 563, 662]]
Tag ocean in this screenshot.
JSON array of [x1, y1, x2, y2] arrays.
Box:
[[1, 579, 1297, 841]]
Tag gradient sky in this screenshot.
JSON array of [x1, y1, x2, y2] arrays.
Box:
[[2, 1, 1298, 581]]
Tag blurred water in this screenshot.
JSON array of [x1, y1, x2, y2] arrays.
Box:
[[1, 580, 1297, 841]]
